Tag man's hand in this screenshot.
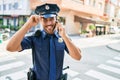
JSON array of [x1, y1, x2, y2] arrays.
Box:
[[56, 22, 81, 60], [27, 15, 41, 29], [56, 22, 67, 38]]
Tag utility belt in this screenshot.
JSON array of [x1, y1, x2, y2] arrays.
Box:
[[27, 68, 36, 80], [27, 66, 69, 80]]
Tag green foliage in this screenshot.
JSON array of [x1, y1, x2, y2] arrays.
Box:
[[89, 25, 96, 30], [14, 26, 21, 31], [10, 26, 21, 31], [0, 25, 21, 31], [0, 25, 8, 29], [19, 20, 25, 26], [81, 30, 88, 34], [0, 20, 3, 25]]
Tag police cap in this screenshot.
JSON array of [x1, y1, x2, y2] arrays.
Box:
[[35, 3, 60, 18]]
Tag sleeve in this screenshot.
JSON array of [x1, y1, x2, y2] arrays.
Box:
[[64, 37, 72, 54], [65, 45, 69, 54], [20, 36, 33, 51]]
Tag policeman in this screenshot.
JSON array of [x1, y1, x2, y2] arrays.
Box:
[[6, 3, 82, 80]]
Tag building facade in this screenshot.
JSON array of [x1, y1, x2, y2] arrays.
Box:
[[0, 0, 31, 30], [30, 0, 107, 35], [1, 0, 120, 35], [104, 0, 120, 27]]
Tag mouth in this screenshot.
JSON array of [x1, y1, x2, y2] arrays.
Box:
[[44, 24, 56, 34], [45, 25, 55, 32], [47, 25, 53, 30]]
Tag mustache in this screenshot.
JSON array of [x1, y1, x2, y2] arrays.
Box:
[[45, 25, 54, 27]]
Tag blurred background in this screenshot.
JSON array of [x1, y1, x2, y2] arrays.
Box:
[[0, 0, 120, 80]]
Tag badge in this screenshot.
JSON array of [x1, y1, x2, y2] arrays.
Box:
[[58, 38, 63, 43], [45, 5, 50, 10]]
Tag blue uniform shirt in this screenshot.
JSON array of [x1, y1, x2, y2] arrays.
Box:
[[21, 30, 69, 80]]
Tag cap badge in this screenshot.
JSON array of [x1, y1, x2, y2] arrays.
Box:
[[45, 5, 50, 10]]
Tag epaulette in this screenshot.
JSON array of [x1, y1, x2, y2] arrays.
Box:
[[34, 29, 41, 37]]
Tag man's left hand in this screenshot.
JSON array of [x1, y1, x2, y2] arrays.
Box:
[[56, 22, 66, 38]]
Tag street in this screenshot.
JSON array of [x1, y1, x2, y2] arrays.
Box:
[[0, 34, 120, 80], [64, 45, 120, 80]]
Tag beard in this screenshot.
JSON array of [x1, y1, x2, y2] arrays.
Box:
[[45, 24, 56, 31], [44, 24, 56, 34]]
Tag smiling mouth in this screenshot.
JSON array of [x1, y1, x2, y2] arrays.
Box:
[[47, 25, 52, 29]]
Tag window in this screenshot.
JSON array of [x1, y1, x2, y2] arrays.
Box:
[[111, 0, 117, 5], [0, 5, 1, 11], [93, 0, 96, 6], [90, 0, 96, 6], [13, 2, 18, 9], [9, 3, 12, 10], [3, 4, 6, 10], [86, 0, 90, 5], [58, 17, 66, 25], [98, 2, 102, 9]]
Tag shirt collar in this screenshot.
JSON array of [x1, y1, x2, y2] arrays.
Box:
[[41, 30, 60, 39]]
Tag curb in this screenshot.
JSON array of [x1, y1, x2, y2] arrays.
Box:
[[106, 45, 120, 53]]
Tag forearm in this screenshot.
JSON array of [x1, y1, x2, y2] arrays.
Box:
[[62, 35, 82, 60], [6, 22, 31, 52]]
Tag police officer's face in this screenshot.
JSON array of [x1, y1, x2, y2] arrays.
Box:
[[41, 17, 56, 34]]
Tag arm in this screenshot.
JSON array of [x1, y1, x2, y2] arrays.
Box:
[[57, 23, 82, 60], [6, 15, 40, 52], [63, 35, 81, 60]]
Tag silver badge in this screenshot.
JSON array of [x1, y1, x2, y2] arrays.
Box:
[[45, 5, 50, 10], [58, 38, 63, 43]]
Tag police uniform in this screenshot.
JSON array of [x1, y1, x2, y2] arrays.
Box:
[[21, 3, 69, 80]]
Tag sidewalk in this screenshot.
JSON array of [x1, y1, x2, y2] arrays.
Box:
[[71, 34, 120, 52], [107, 42, 120, 52]]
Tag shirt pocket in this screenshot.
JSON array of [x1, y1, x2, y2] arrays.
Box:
[[55, 42, 65, 51]]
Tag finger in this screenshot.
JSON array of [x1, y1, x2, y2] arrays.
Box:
[[34, 15, 40, 23], [56, 22, 61, 32], [36, 15, 40, 22], [54, 21, 58, 30]]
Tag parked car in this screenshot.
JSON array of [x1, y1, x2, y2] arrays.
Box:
[[109, 27, 120, 34]]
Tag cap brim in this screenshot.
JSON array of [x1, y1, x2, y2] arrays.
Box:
[[42, 14, 56, 18]]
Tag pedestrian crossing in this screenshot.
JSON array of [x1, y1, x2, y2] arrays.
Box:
[[85, 70, 120, 80], [0, 55, 120, 80], [0, 70, 27, 80], [0, 61, 25, 72], [0, 56, 16, 62], [85, 56, 120, 80], [97, 64, 120, 74], [0, 56, 29, 80], [114, 56, 120, 61], [106, 60, 120, 66]]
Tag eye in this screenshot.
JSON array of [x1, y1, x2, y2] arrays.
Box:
[[43, 18, 47, 22], [50, 17, 55, 21]]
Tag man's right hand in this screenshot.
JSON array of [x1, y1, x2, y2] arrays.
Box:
[[6, 15, 41, 52], [27, 15, 41, 28]]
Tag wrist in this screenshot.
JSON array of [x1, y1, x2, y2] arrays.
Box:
[[24, 21, 32, 29], [62, 34, 68, 40]]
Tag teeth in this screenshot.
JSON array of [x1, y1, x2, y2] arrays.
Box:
[[48, 26, 52, 29]]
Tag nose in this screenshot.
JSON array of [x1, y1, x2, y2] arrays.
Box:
[[46, 20, 52, 25]]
